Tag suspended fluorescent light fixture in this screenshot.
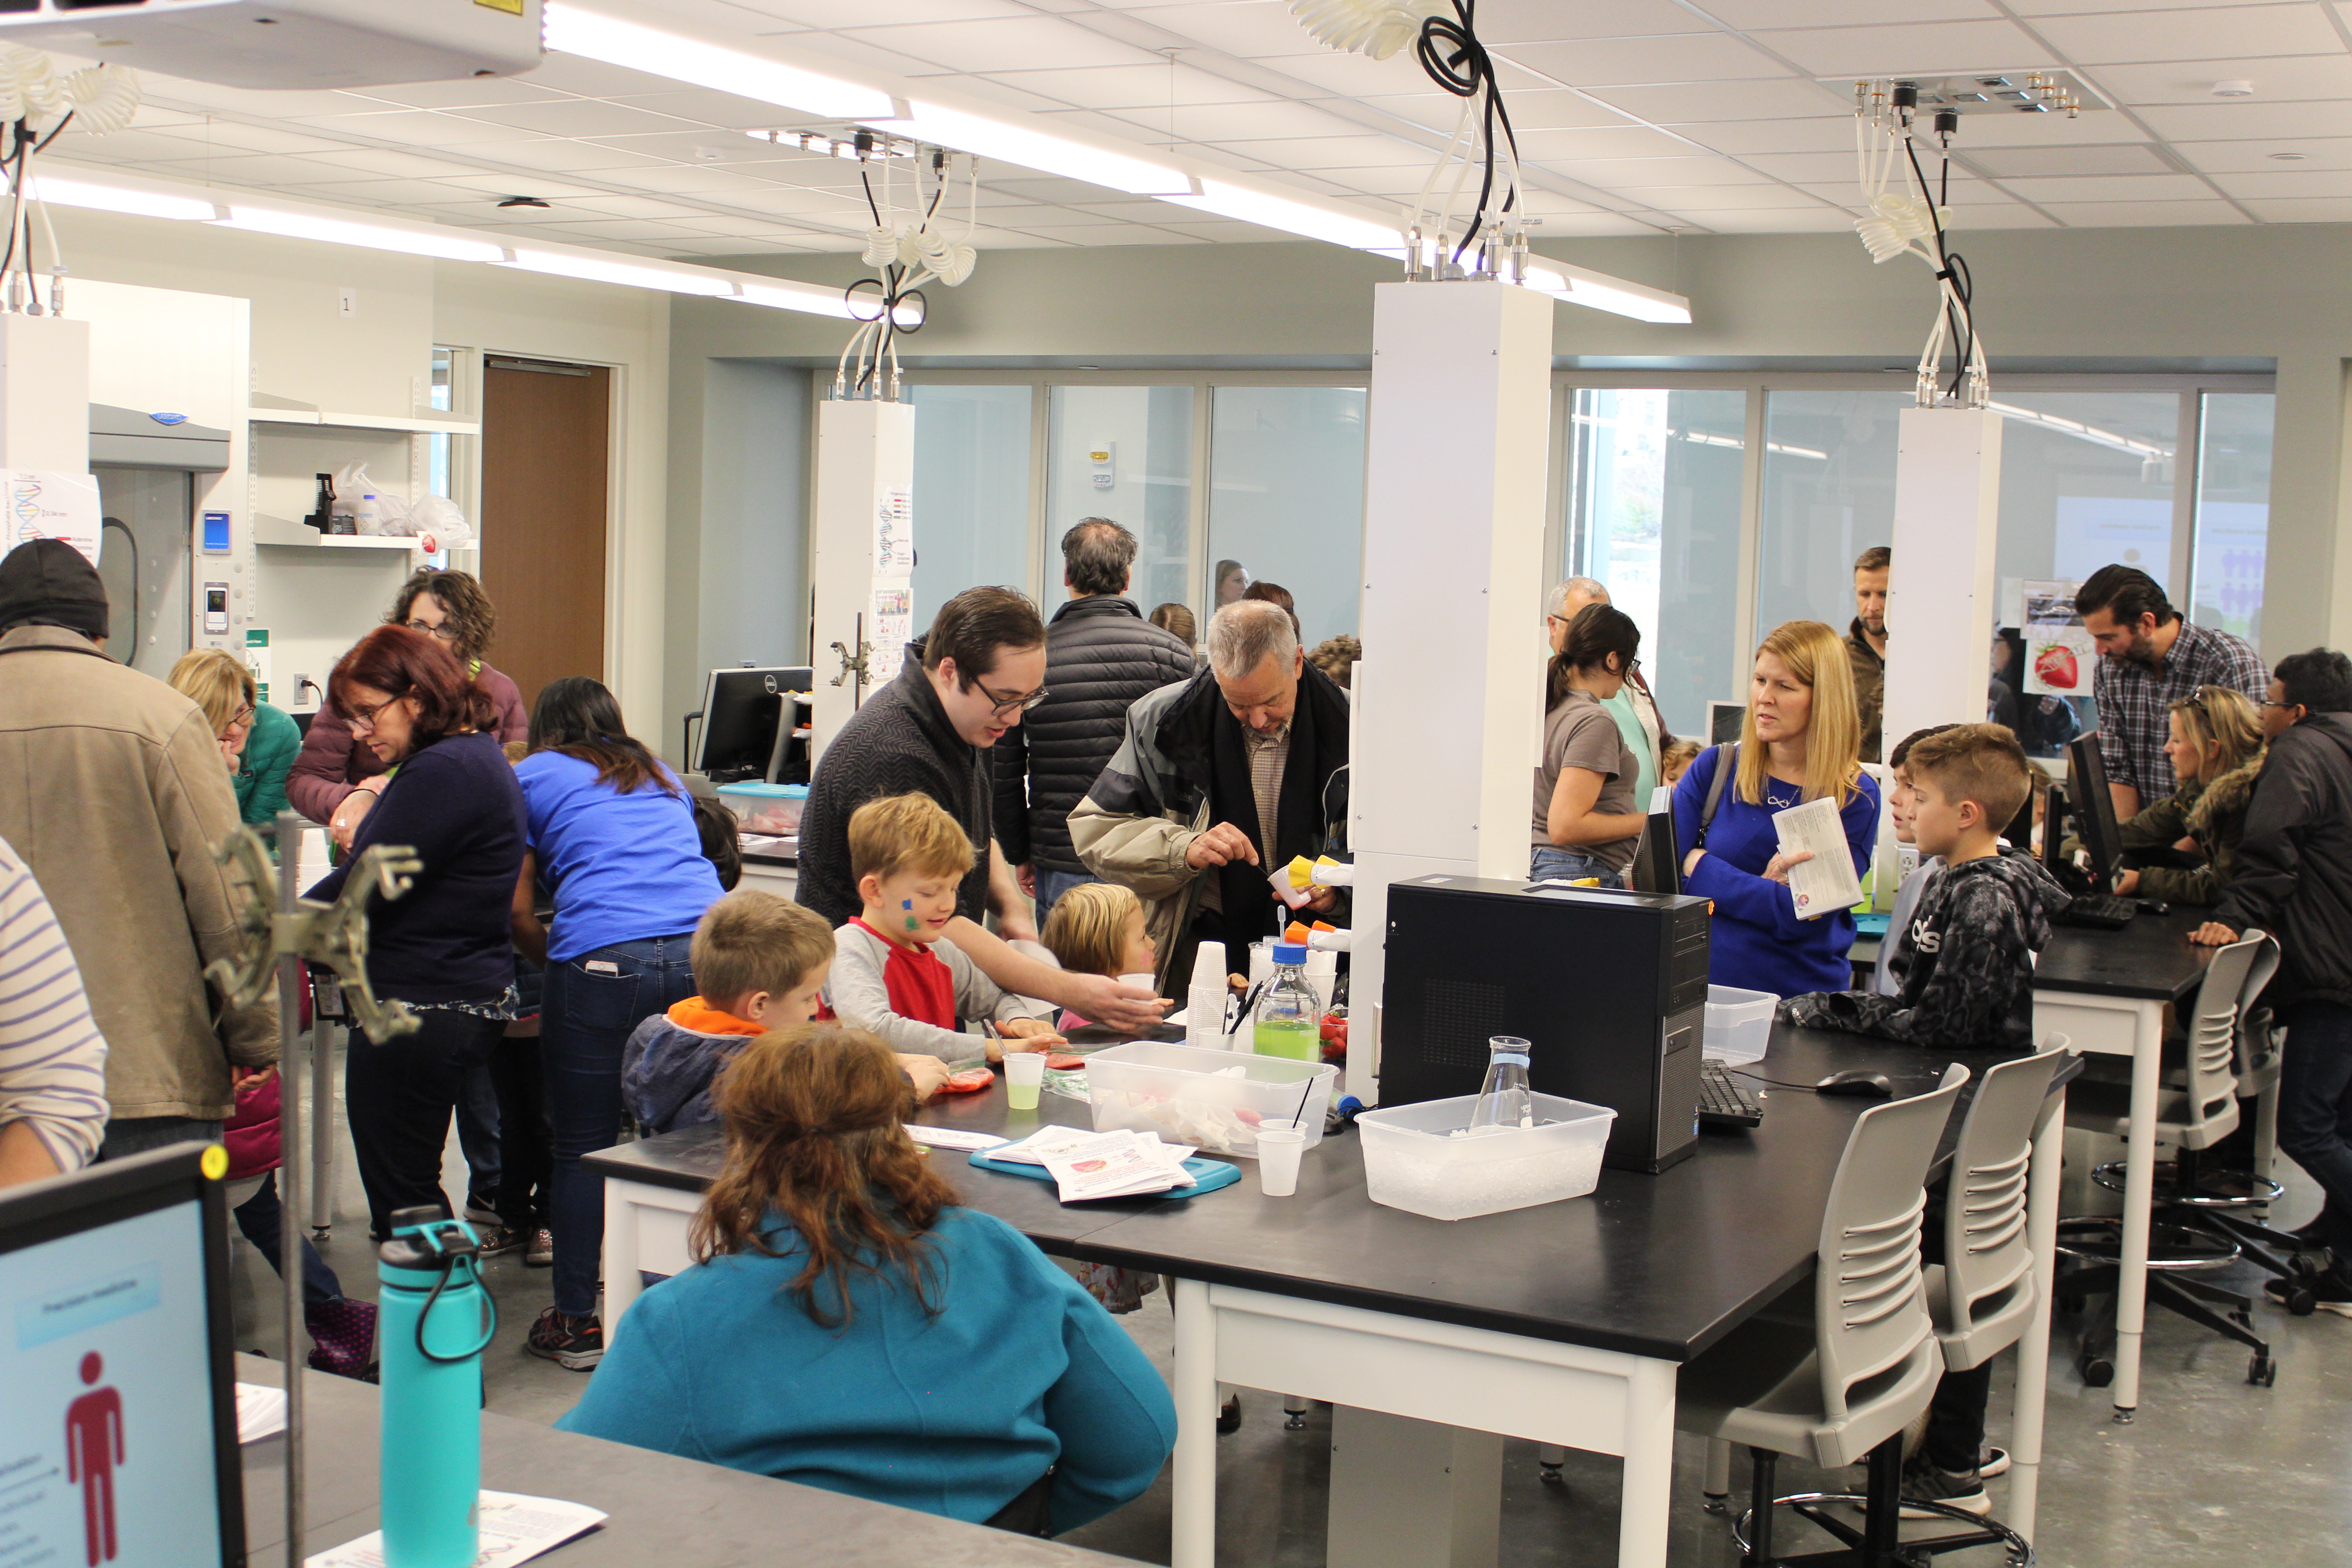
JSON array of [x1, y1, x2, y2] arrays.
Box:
[[1523, 262, 1690, 325], [501, 250, 739, 295], [1160, 179, 1398, 250], [868, 101, 1189, 196], [734, 281, 858, 318], [216, 206, 511, 263], [543, 3, 893, 121], [31, 174, 219, 222]]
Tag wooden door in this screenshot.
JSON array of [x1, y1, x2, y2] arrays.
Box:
[[480, 357, 610, 712]]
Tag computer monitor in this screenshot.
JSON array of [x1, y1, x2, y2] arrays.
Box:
[[692, 666, 813, 784], [2043, 782, 2072, 882], [2067, 735, 2125, 890], [0, 1144, 245, 1566], [1707, 701, 1746, 745], [1629, 808, 1681, 896]]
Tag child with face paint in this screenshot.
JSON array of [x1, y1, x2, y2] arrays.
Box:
[[825, 794, 1065, 1061]]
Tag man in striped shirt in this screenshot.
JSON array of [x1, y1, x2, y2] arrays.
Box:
[[0, 836, 107, 1185], [2075, 564, 2268, 819]]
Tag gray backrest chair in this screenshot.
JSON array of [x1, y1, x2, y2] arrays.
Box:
[[1931, 1037, 2070, 1374], [2174, 932, 2268, 1151]]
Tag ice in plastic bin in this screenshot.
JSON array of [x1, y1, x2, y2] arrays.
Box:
[[1085, 1040, 1336, 1158], [1356, 1093, 1616, 1221], [1704, 985, 1776, 1066]]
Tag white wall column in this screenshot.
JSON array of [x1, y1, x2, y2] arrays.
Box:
[[1350, 281, 1552, 1103], [0, 315, 89, 470], [1885, 406, 2002, 758], [809, 397, 916, 760]]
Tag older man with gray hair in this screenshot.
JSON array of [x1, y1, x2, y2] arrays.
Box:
[[1072, 598, 1351, 988], [1545, 577, 1673, 808]]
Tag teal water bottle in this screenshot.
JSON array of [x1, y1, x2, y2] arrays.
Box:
[[377, 1207, 496, 1568]]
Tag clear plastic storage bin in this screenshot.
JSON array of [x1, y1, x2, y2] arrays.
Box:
[[1356, 1093, 1616, 1221], [1085, 1040, 1338, 1159], [715, 781, 807, 837], [1704, 985, 1776, 1066]]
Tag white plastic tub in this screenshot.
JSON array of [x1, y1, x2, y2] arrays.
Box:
[[1705, 985, 1777, 1066], [1356, 1093, 1616, 1221], [1085, 1040, 1338, 1158], [715, 781, 806, 836]]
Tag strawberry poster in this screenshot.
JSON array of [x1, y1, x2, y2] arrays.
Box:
[[2021, 581, 2093, 698]]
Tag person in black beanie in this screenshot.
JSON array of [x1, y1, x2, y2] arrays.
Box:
[[0, 539, 276, 1158]]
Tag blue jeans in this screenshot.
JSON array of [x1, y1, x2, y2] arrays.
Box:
[[234, 1172, 345, 1305], [2277, 1001, 2352, 1262], [1035, 869, 1101, 928], [544, 935, 699, 1317], [1529, 845, 1624, 890], [456, 1063, 501, 1214]]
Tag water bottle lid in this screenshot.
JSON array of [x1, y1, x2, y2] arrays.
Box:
[[1271, 941, 1307, 964]]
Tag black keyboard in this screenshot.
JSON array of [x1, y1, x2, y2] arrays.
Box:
[[2057, 893, 2137, 930], [1699, 1060, 1764, 1129]]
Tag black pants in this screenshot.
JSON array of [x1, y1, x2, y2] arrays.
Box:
[[2276, 1001, 2352, 1260], [346, 1007, 508, 1240], [490, 1035, 554, 1231], [1919, 1183, 1993, 1475]]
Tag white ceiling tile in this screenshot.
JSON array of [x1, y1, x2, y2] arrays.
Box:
[[125, 104, 210, 131], [2136, 99, 2352, 139], [1504, 34, 1801, 88], [1544, 155, 1778, 186], [2090, 56, 2352, 105], [140, 121, 358, 157], [1606, 182, 1834, 209], [978, 62, 1286, 110], [1116, 1, 1332, 59], [1537, 212, 1675, 235], [1470, 0, 1716, 44], [1245, 47, 1440, 96], [526, 218, 726, 241], [309, 148, 495, 179], [706, 187, 877, 218], [1519, 123, 1731, 160], [143, 153, 364, 187], [1972, 172, 2216, 202], [1472, 90, 1657, 133], [2236, 194, 2352, 220], [1704, 0, 1998, 24], [343, 78, 577, 111], [1126, 97, 1362, 138], [1961, 143, 2179, 177], [141, 81, 389, 120], [568, 165, 802, 196], [429, 173, 613, 199], [288, 110, 544, 147], [1669, 116, 1861, 153], [2010, 0, 2257, 10], [1667, 207, 1857, 232], [511, 53, 693, 98], [1753, 20, 2050, 78], [50, 128, 227, 162], [552, 194, 725, 220], [2210, 167, 2352, 197], [2030, 5, 2342, 65], [1208, 134, 1407, 168], [295, 178, 499, 206], [739, 0, 1039, 24], [1591, 78, 1852, 122], [1926, 111, 2150, 147], [444, 100, 704, 138], [434, 137, 678, 173], [600, 89, 826, 131], [2039, 199, 2252, 225], [835, 17, 1165, 73], [2173, 135, 2352, 171]]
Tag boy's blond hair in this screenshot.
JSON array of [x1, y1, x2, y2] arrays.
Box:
[[1660, 737, 1701, 776], [1040, 882, 1144, 978], [691, 889, 833, 1004], [848, 793, 975, 886], [1906, 723, 2034, 831]]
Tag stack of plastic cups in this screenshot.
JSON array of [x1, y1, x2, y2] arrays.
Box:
[[1186, 942, 1227, 1051], [1304, 949, 1338, 1018]]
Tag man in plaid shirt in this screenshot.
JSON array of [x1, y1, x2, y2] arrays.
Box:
[[2076, 564, 2268, 818]]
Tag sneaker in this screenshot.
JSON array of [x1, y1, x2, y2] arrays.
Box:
[[473, 1225, 525, 1259], [1898, 1459, 1989, 1519], [2265, 1272, 2352, 1317], [526, 1227, 554, 1268], [465, 1195, 502, 1228], [1977, 1446, 2011, 1479], [527, 1306, 603, 1370], [1216, 1395, 1242, 1435], [304, 1297, 379, 1380]]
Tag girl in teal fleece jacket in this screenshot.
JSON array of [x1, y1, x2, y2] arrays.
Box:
[[556, 1022, 1176, 1534]]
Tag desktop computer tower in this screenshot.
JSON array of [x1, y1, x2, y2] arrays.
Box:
[[1380, 877, 1713, 1173]]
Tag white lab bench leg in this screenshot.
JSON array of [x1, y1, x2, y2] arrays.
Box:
[[602, 1183, 642, 1329], [1172, 1278, 1219, 1568], [2009, 1088, 2064, 1541], [1326, 1407, 1503, 1568], [1617, 1357, 1676, 1568], [2114, 1003, 2162, 1420]]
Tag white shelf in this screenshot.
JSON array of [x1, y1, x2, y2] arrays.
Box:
[[254, 514, 425, 550], [248, 399, 480, 437]]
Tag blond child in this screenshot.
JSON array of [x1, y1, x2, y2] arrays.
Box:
[[1039, 882, 1156, 1033], [1660, 737, 1702, 788], [622, 889, 948, 1133], [829, 795, 1062, 1059]]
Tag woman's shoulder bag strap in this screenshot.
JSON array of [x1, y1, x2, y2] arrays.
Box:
[[1695, 743, 1736, 850]]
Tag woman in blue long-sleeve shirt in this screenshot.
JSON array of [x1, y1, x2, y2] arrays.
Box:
[[558, 1022, 1176, 1536], [1671, 620, 1880, 997]]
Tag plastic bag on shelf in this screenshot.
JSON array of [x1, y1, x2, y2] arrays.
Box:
[[392, 495, 475, 554], [330, 464, 408, 535]]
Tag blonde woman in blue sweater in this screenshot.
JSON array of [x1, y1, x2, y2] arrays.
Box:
[[558, 1022, 1176, 1535]]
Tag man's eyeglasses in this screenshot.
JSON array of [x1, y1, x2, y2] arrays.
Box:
[[976, 681, 1049, 718], [2261, 699, 2300, 711], [404, 618, 460, 643]]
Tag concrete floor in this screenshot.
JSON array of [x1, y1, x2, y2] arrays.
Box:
[[231, 1036, 2352, 1568]]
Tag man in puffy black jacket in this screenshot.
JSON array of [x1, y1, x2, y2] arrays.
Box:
[[994, 519, 1198, 923], [2204, 648, 2352, 1309]]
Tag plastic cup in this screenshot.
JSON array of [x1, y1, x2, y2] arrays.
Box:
[[1117, 972, 1158, 998], [1255, 1123, 1307, 1197], [1004, 1049, 1045, 1110]]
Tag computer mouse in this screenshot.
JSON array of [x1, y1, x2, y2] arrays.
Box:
[[1816, 1069, 1895, 1098]]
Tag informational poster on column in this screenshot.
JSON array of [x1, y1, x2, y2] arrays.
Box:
[[2021, 579, 2093, 697], [0, 1199, 224, 1568], [5, 469, 103, 567], [871, 485, 915, 652]]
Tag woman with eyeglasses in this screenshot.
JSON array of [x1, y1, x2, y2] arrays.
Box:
[[2109, 685, 2266, 906], [304, 625, 529, 1244], [509, 676, 723, 1371], [167, 647, 302, 827], [287, 569, 529, 848], [1532, 604, 1646, 889]]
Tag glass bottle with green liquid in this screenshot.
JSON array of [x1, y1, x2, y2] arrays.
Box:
[[1251, 941, 1320, 1061]]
